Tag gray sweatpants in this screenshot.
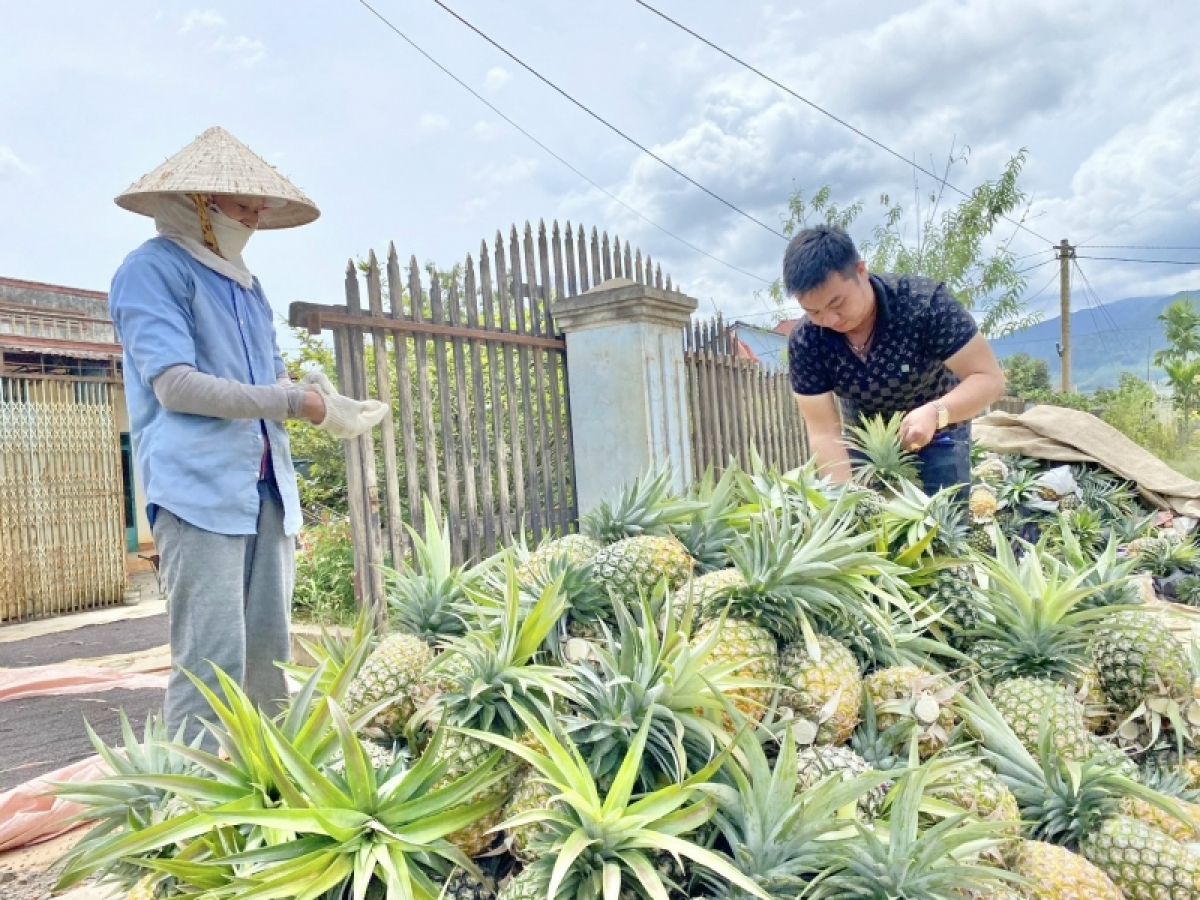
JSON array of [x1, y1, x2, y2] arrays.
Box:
[[152, 479, 293, 750]]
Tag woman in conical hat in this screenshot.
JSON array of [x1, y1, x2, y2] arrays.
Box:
[[110, 126, 388, 749]]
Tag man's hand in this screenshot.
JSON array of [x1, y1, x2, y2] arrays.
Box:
[[899, 403, 939, 452], [301, 369, 389, 438]]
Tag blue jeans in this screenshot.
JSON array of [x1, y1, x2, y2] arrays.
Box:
[[848, 423, 972, 501]]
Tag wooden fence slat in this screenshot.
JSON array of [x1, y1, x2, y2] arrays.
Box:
[[446, 275, 481, 562], [576, 224, 589, 293], [544, 221, 571, 534], [601, 232, 613, 282], [560, 220, 577, 298], [494, 232, 527, 544], [530, 222, 557, 535], [408, 257, 442, 524], [427, 270, 463, 562], [463, 255, 497, 556], [479, 241, 513, 545], [366, 251, 404, 570], [388, 243, 423, 541], [510, 226, 542, 545], [589, 227, 602, 288], [624, 241, 633, 282]]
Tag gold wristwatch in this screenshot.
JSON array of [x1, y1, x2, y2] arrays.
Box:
[[933, 401, 949, 430]]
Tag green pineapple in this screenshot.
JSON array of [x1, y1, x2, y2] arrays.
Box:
[[778, 634, 862, 745], [793, 743, 888, 819], [962, 688, 1200, 900], [502, 767, 557, 861], [343, 632, 435, 737], [990, 678, 1126, 767], [589, 534, 695, 604], [686, 567, 746, 623], [1091, 609, 1194, 712], [1130, 532, 1200, 578], [968, 524, 996, 555], [865, 665, 961, 759], [1175, 573, 1200, 607], [496, 868, 544, 900], [442, 869, 497, 900], [924, 566, 984, 649], [845, 413, 920, 492], [414, 562, 571, 857]]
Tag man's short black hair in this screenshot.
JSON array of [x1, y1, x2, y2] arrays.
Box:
[[782, 225, 861, 296]]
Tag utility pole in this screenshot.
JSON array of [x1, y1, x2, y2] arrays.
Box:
[[1058, 239, 1074, 393]]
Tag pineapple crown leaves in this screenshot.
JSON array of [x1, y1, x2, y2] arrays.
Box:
[[284, 602, 379, 695], [459, 706, 774, 900], [845, 413, 920, 492], [52, 713, 202, 892], [560, 594, 758, 787], [726, 503, 910, 643], [417, 561, 575, 736], [805, 761, 1025, 900], [668, 465, 743, 571], [386, 498, 471, 642], [958, 688, 1192, 851], [705, 727, 895, 896], [579, 467, 701, 543], [879, 481, 966, 560], [968, 527, 1134, 683], [192, 709, 514, 900]]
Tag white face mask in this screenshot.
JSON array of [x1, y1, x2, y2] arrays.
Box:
[[207, 206, 255, 260]]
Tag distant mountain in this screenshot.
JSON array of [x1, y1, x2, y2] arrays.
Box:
[[989, 290, 1199, 390]]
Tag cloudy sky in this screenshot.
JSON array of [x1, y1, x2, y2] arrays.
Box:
[[3, 0, 1199, 350]]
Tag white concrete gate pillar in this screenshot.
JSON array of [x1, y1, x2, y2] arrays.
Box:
[[553, 277, 697, 516]]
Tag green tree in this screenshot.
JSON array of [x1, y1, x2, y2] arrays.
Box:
[[1000, 352, 1051, 399], [767, 149, 1041, 338], [1153, 297, 1200, 366], [1092, 373, 1176, 459]]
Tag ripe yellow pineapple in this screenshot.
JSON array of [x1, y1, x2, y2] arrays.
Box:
[[969, 485, 998, 522], [866, 665, 960, 759], [778, 635, 862, 745], [693, 617, 779, 723], [590, 535, 695, 604], [1007, 840, 1122, 900]]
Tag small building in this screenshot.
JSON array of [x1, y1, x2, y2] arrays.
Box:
[[728, 321, 791, 372], [0, 276, 150, 623]]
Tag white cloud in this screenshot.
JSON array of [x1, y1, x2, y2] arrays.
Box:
[[483, 67, 511, 91], [180, 9, 225, 32], [208, 35, 266, 67], [479, 156, 540, 185], [0, 146, 33, 177], [419, 113, 450, 132]]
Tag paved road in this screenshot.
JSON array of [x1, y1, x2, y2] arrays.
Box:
[[0, 689, 166, 792], [0, 615, 167, 669]]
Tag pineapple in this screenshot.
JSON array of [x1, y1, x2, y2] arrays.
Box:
[[991, 678, 1125, 767], [503, 768, 558, 861], [578, 467, 696, 545], [968, 524, 996, 555], [1129, 531, 1200, 578], [1118, 794, 1200, 843], [928, 756, 1021, 827], [866, 665, 961, 759], [343, 632, 434, 737], [794, 744, 888, 819], [496, 868, 544, 900], [589, 534, 695, 604], [413, 562, 570, 857], [970, 484, 999, 522], [778, 634, 862, 745], [845, 413, 920, 492], [1006, 840, 1122, 900], [962, 688, 1200, 900], [516, 541, 610, 645], [694, 617, 779, 723], [685, 566, 746, 623], [442, 869, 497, 900], [1174, 573, 1200, 607], [668, 465, 742, 572], [1091, 610, 1194, 719], [924, 566, 984, 648], [973, 456, 1010, 486]]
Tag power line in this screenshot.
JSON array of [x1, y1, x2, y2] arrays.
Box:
[[1079, 245, 1200, 251], [1076, 256, 1200, 266], [429, 0, 787, 241], [631, 0, 1057, 250], [354, 0, 772, 287], [1016, 258, 1059, 275]]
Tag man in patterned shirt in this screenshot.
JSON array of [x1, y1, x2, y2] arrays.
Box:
[[784, 225, 1006, 498]]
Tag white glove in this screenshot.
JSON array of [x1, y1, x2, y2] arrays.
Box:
[[301, 369, 389, 439]]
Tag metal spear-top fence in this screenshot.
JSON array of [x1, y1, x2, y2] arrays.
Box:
[[291, 220, 673, 614], [683, 317, 809, 479]]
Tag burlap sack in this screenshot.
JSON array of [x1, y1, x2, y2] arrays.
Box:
[[974, 405, 1200, 517]]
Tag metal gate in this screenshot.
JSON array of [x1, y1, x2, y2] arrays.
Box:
[[291, 220, 672, 613]]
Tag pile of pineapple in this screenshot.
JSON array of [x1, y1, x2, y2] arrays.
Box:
[[53, 421, 1200, 900]]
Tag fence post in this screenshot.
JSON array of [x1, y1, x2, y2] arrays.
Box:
[[552, 277, 697, 514]]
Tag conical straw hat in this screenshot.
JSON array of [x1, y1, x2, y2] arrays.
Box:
[[115, 126, 319, 229]]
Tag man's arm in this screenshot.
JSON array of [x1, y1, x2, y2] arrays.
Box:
[[796, 392, 852, 483], [153, 365, 326, 423], [899, 333, 1006, 448]]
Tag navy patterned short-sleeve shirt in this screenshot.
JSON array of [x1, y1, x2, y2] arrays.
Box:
[[787, 273, 978, 424]]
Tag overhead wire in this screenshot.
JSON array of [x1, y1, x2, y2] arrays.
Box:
[[630, 0, 1058, 251], [429, 0, 788, 240], [1079, 245, 1200, 251], [1075, 256, 1200, 266], [353, 0, 774, 288]]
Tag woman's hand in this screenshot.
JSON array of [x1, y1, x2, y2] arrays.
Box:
[[899, 403, 939, 452]]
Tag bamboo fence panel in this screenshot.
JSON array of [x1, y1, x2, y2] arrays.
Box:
[[683, 318, 809, 478], [0, 377, 125, 623], [289, 220, 669, 611]]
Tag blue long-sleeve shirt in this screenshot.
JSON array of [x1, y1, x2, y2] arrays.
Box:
[[110, 237, 302, 536]]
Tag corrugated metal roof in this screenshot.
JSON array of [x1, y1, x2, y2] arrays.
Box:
[[731, 325, 789, 371]]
